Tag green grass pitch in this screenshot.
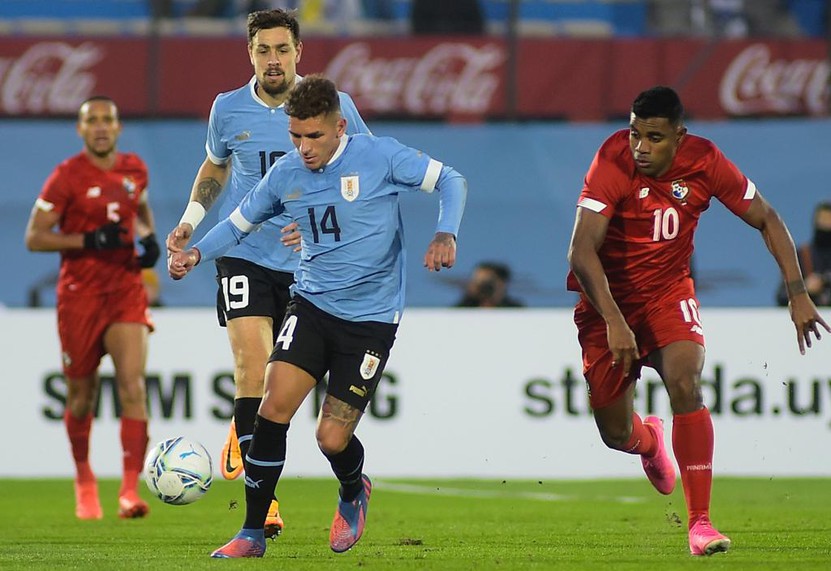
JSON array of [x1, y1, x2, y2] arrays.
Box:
[[1, 477, 829, 570]]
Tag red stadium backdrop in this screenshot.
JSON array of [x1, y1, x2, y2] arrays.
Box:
[[0, 36, 827, 120]]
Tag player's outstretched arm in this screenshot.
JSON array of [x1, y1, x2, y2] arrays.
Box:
[[741, 192, 831, 353], [167, 158, 229, 253], [423, 232, 456, 272], [568, 207, 639, 376]]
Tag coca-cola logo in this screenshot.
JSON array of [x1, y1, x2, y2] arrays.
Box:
[[324, 42, 504, 116], [0, 42, 102, 115], [719, 43, 829, 116]]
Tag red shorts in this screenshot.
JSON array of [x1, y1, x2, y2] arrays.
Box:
[[57, 281, 153, 378], [574, 277, 705, 409]]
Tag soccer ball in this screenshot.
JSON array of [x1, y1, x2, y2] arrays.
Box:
[[144, 436, 213, 505]]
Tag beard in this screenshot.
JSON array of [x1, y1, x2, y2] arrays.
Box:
[[260, 76, 291, 97], [86, 142, 116, 158]]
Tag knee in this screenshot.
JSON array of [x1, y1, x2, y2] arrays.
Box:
[[234, 362, 266, 395], [316, 428, 349, 457], [597, 423, 632, 451], [667, 379, 703, 414]]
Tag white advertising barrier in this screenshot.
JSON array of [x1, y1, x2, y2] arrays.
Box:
[[1, 307, 829, 478]]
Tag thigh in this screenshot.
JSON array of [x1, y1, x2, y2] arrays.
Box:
[[57, 293, 107, 378], [268, 297, 330, 382], [103, 322, 149, 379], [649, 340, 705, 413], [259, 360, 317, 423], [327, 318, 398, 413], [575, 299, 644, 410], [639, 277, 705, 355]]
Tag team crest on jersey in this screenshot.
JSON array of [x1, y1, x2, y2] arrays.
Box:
[[235, 131, 251, 141], [86, 186, 101, 198], [122, 177, 136, 197], [359, 351, 381, 380], [341, 175, 360, 202], [670, 179, 689, 202]]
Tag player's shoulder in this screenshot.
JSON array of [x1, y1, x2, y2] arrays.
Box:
[[212, 79, 255, 111], [337, 90, 358, 108], [680, 133, 720, 160], [55, 152, 85, 171], [118, 152, 148, 170], [596, 129, 630, 158], [592, 129, 632, 176]]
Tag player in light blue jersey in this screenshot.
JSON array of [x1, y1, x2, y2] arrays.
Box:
[[165, 9, 370, 538], [169, 75, 467, 558]]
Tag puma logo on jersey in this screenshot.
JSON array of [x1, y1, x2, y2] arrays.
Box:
[[235, 131, 251, 141]]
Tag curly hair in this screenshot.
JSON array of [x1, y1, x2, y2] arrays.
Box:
[[247, 9, 300, 46], [285, 74, 340, 120]]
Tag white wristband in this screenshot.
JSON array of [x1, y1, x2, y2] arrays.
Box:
[[179, 202, 206, 230]]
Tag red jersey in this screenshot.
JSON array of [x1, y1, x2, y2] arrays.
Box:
[[566, 130, 754, 303], [37, 152, 148, 297]]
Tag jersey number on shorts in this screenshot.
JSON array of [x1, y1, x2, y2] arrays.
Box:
[[220, 275, 249, 310], [275, 315, 298, 350], [308, 205, 341, 243], [679, 298, 704, 334]]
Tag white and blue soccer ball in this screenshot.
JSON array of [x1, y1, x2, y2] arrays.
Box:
[[144, 437, 213, 505]]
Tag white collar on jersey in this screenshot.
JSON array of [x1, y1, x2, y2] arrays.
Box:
[[249, 74, 303, 109], [326, 135, 349, 166]]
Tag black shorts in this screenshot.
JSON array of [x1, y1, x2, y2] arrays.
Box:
[[215, 257, 294, 343], [269, 295, 398, 412]]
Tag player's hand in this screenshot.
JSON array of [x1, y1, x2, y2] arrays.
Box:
[[788, 293, 830, 354], [606, 317, 639, 380], [281, 221, 302, 252], [83, 222, 129, 250], [137, 233, 161, 268], [168, 248, 200, 280], [166, 223, 193, 254], [423, 232, 456, 272]]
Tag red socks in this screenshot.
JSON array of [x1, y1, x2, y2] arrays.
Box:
[[672, 407, 714, 526], [65, 411, 94, 482], [120, 417, 149, 494], [622, 413, 658, 457]]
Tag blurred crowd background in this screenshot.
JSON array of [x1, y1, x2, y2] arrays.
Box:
[[0, 1, 828, 38], [2, 0, 829, 309]]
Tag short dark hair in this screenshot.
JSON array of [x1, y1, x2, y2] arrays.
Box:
[[247, 9, 300, 46], [285, 74, 340, 120], [814, 201, 831, 218], [79, 95, 117, 118], [632, 86, 684, 125], [477, 261, 511, 282]]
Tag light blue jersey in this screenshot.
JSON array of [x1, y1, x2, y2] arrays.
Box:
[[194, 133, 467, 323], [206, 75, 370, 272]]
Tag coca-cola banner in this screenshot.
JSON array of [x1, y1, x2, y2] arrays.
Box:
[[0, 37, 827, 119]]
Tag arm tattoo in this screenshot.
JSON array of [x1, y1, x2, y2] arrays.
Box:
[[786, 279, 807, 298], [320, 395, 362, 432], [195, 178, 222, 210]]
